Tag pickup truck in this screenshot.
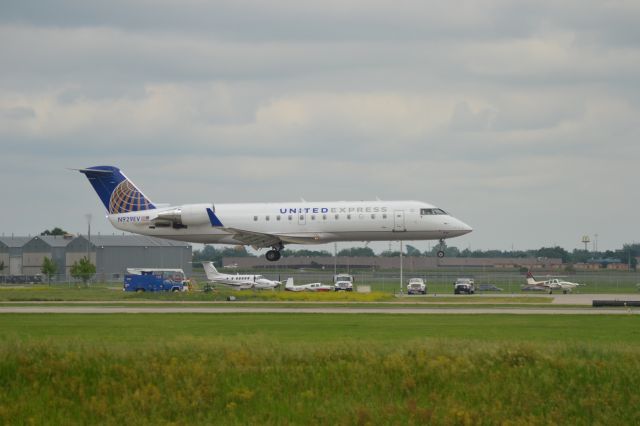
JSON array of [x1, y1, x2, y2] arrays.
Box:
[[407, 278, 427, 295], [334, 273, 354, 292], [454, 278, 475, 295]]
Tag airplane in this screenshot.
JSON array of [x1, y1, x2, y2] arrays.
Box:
[[284, 277, 333, 292], [524, 271, 583, 294], [77, 166, 472, 262], [202, 261, 280, 290]]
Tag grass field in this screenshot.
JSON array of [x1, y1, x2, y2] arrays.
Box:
[[1, 313, 639, 424]]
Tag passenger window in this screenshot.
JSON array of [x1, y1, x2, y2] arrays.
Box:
[[253, 216, 258, 221], [288, 215, 293, 221], [265, 216, 270, 221], [335, 214, 339, 220], [382, 214, 387, 219], [371, 214, 376, 219], [311, 215, 316, 220], [300, 215, 304, 221], [276, 215, 281, 221], [347, 214, 351, 220], [323, 214, 327, 220]]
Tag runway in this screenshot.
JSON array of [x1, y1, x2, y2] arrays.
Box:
[[0, 306, 637, 314]]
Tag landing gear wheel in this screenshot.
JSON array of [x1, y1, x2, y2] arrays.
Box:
[[265, 250, 281, 262], [436, 238, 446, 258]]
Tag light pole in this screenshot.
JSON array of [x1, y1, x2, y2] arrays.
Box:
[[85, 213, 92, 260], [400, 240, 404, 294]]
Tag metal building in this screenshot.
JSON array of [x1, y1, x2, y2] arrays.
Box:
[[0, 237, 31, 276], [21, 235, 75, 276], [0, 234, 192, 281], [79, 235, 192, 281]]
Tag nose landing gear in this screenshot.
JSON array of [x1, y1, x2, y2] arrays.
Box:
[[437, 238, 446, 258]]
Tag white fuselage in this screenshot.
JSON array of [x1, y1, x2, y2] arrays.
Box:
[[107, 200, 472, 246], [284, 278, 332, 292], [202, 262, 279, 289], [526, 276, 581, 292]]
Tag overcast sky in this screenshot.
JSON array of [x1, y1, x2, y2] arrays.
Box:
[[1, 1, 638, 253]]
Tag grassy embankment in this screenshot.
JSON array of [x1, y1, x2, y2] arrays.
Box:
[[1, 314, 639, 424]]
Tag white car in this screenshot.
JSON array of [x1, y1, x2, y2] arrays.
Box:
[[407, 278, 427, 295]]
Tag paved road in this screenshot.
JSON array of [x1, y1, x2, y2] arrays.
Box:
[[0, 306, 638, 314], [402, 293, 640, 305], [549, 293, 640, 305]]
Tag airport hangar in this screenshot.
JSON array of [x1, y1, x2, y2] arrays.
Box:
[[0, 235, 192, 281]]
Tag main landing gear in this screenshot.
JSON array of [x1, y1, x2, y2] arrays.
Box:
[[437, 239, 446, 258], [265, 243, 284, 262]]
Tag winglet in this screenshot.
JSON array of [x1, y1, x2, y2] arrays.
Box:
[[206, 208, 224, 227]]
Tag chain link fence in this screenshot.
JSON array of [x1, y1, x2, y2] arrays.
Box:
[[187, 268, 640, 294], [2, 269, 640, 294]]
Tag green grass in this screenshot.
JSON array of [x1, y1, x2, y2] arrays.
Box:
[[1, 314, 640, 424], [2, 313, 640, 344]]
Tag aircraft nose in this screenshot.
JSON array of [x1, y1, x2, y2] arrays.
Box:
[[451, 218, 473, 236], [459, 220, 473, 234]]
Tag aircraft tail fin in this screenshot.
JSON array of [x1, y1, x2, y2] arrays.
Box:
[[202, 262, 221, 280], [526, 271, 537, 285], [285, 277, 294, 289], [78, 166, 155, 214]]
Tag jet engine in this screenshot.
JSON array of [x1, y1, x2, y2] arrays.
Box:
[[155, 204, 214, 226]]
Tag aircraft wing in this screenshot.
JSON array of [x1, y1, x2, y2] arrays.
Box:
[[224, 228, 282, 249], [224, 228, 327, 249]]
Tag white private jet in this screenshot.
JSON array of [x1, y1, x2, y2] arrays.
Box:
[[202, 262, 280, 290], [284, 278, 333, 292], [77, 166, 472, 262], [525, 272, 583, 294]]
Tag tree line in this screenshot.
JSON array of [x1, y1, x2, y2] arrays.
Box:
[[193, 243, 639, 268]]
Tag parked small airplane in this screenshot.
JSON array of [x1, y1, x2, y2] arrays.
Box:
[[202, 262, 280, 290], [77, 166, 472, 262], [284, 278, 333, 292], [525, 271, 583, 294]]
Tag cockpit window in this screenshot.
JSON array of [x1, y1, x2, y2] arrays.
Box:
[[420, 208, 447, 215]]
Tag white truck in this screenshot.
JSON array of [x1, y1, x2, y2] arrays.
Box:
[[454, 278, 475, 295], [407, 278, 427, 295], [333, 273, 354, 292]]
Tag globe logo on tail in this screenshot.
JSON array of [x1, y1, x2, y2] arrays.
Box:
[[109, 180, 153, 214]]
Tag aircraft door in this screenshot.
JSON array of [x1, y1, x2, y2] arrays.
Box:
[[393, 210, 406, 232], [298, 212, 306, 226]]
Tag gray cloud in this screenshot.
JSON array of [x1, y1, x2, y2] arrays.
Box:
[[0, 1, 639, 250]]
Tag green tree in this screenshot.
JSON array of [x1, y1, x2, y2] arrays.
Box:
[[40, 227, 68, 236], [193, 245, 256, 267], [405, 245, 422, 257], [535, 246, 570, 263], [0, 261, 4, 272], [282, 249, 332, 257], [70, 257, 96, 287], [338, 247, 376, 257], [41, 257, 57, 285]]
